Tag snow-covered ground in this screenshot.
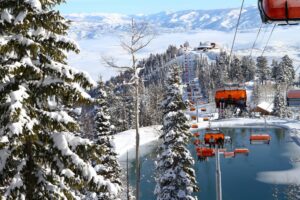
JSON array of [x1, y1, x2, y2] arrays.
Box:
[[113, 125, 162, 162]]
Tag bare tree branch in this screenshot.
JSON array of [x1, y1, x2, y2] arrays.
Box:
[[102, 56, 132, 72]]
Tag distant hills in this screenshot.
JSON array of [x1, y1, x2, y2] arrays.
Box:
[[65, 6, 263, 39]]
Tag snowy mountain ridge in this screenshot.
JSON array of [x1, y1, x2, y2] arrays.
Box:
[[66, 6, 263, 39]]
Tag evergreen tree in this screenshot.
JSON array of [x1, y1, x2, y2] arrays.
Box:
[[124, 93, 135, 129], [93, 80, 122, 199], [155, 65, 198, 200], [256, 56, 270, 84], [241, 56, 255, 82], [0, 1, 120, 198], [229, 55, 243, 82], [147, 84, 164, 125], [215, 51, 229, 85], [140, 84, 164, 126], [105, 82, 135, 133], [198, 57, 210, 98], [271, 60, 279, 81], [273, 84, 290, 118], [105, 82, 125, 133], [252, 82, 261, 107], [277, 55, 295, 85]]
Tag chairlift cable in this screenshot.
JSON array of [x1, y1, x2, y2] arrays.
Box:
[[261, 24, 276, 57], [249, 23, 263, 57], [253, 24, 269, 57], [228, 0, 245, 68]]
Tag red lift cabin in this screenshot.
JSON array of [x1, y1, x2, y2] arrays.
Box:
[[258, 0, 300, 24], [215, 87, 247, 109]]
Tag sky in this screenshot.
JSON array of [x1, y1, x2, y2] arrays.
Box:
[[59, 0, 257, 14]]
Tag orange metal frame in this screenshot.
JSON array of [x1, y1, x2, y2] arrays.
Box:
[[250, 134, 271, 141]]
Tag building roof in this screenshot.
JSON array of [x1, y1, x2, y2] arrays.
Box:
[[257, 101, 274, 113], [287, 90, 300, 99]]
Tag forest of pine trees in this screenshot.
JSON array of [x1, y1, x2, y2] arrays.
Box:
[[104, 42, 298, 132], [196, 51, 256, 100]]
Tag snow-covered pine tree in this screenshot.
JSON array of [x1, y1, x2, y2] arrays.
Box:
[[241, 56, 255, 82], [155, 65, 198, 200], [229, 55, 243, 83], [256, 56, 270, 84], [211, 62, 222, 89], [0, 1, 120, 199], [273, 84, 290, 118], [197, 57, 210, 98], [147, 84, 164, 125], [93, 80, 122, 199], [252, 82, 260, 107], [105, 82, 125, 133], [277, 55, 295, 86], [216, 51, 229, 86], [124, 93, 135, 129], [271, 59, 280, 80]]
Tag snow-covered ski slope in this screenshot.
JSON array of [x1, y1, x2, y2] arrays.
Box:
[[113, 125, 161, 161]]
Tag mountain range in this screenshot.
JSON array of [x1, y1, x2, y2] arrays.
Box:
[[65, 6, 264, 39]]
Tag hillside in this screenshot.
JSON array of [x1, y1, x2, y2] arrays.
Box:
[[65, 6, 263, 39]]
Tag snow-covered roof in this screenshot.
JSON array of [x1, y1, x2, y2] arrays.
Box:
[[257, 101, 274, 113]]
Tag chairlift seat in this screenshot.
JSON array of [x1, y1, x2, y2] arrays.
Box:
[[224, 151, 235, 158], [250, 134, 271, 144], [234, 148, 250, 154], [196, 147, 215, 157], [191, 124, 198, 128]]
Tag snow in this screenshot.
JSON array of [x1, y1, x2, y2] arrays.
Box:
[[24, 0, 42, 11], [257, 142, 300, 185], [14, 11, 27, 24], [1, 9, 13, 23], [3, 160, 27, 198], [113, 125, 162, 160], [44, 60, 96, 87], [72, 83, 93, 100], [43, 111, 75, 124], [67, 12, 130, 25], [4, 85, 38, 136], [0, 148, 10, 172], [179, 12, 198, 22], [67, 23, 300, 81], [52, 132, 120, 194], [257, 101, 274, 113], [61, 168, 75, 178], [199, 14, 210, 21]]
